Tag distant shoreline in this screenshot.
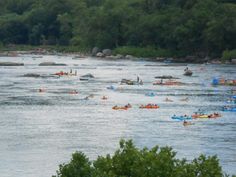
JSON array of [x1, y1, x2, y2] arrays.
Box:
[[0, 45, 234, 64]]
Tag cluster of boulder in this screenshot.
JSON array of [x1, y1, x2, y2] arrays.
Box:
[[92, 47, 137, 60]]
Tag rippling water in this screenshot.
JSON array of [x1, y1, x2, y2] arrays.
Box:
[[0, 55, 235, 177]]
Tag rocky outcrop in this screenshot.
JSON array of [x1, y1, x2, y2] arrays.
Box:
[[0, 62, 24, 66], [96, 52, 105, 57], [102, 49, 112, 56], [39, 62, 67, 66], [231, 59, 236, 64], [22, 73, 59, 78], [92, 47, 100, 56], [125, 55, 135, 60], [23, 73, 41, 78], [81, 73, 94, 78], [80, 73, 95, 81], [115, 54, 124, 59]]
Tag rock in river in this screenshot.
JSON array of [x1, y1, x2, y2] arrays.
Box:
[[0, 62, 24, 66], [23, 73, 41, 78], [38, 62, 67, 66], [102, 49, 112, 56], [81, 73, 95, 78]]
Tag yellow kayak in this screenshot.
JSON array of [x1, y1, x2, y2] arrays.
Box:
[[198, 115, 208, 118]]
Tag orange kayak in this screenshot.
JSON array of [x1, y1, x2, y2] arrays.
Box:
[[112, 106, 128, 110]]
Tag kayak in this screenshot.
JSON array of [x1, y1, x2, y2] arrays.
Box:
[[222, 107, 236, 112], [145, 92, 156, 97], [226, 100, 236, 104], [192, 114, 208, 118], [192, 113, 221, 118], [139, 105, 159, 109], [112, 106, 128, 110], [172, 115, 192, 121], [107, 86, 115, 90]]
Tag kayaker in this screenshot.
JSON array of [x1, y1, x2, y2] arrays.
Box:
[[165, 97, 173, 102], [184, 67, 189, 71], [180, 97, 189, 102], [39, 88, 46, 92], [139, 80, 143, 85], [69, 90, 78, 94], [102, 96, 108, 100], [183, 120, 193, 126]]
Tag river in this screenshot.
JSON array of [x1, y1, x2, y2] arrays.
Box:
[[0, 55, 235, 177]]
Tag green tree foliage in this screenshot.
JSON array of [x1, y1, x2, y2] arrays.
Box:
[[0, 0, 235, 58], [222, 49, 236, 60], [53, 139, 233, 177]]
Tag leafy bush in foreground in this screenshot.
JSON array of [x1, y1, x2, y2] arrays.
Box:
[[53, 139, 234, 177]]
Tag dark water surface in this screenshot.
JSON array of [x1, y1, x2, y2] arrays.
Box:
[[0, 55, 235, 177]]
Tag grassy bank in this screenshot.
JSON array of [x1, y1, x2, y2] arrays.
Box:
[[1, 44, 234, 63], [113, 46, 187, 58]]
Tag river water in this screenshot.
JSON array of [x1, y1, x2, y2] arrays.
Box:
[[0, 55, 235, 177]]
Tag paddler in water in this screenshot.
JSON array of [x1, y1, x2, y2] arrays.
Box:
[[184, 67, 189, 71]]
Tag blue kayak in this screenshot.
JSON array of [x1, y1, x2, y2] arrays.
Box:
[[145, 92, 156, 97], [171, 115, 192, 121], [222, 107, 236, 112], [225, 100, 236, 104], [107, 85, 115, 90]]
